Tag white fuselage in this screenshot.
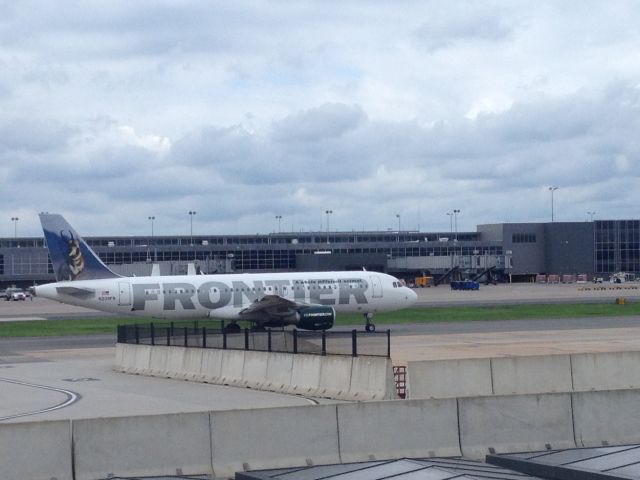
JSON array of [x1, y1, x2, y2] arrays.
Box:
[[35, 270, 417, 320]]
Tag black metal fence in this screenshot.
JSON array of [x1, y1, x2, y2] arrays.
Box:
[[117, 322, 390, 358]]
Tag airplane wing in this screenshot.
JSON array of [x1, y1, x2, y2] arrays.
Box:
[[233, 294, 335, 330], [238, 294, 310, 316]]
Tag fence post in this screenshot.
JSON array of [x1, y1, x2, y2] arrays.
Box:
[[351, 329, 358, 357], [293, 329, 298, 354], [202, 327, 207, 348], [150, 323, 155, 346], [244, 328, 249, 350], [223, 329, 227, 349], [166, 327, 170, 346], [170, 321, 174, 337], [268, 329, 272, 352], [321, 330, 326, 356], [387, 329, 391, 358], [135, 325, 139, 345], [184, 327, 188, 347]]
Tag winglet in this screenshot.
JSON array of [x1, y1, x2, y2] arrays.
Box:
[[40, 213, 121, 281]]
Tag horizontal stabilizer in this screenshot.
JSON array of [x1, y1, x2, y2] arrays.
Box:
[[55, 286, 95, 298]]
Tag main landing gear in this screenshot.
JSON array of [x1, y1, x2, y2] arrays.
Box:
[[364, 313, 376, 333], [223, 322, 241, 333]]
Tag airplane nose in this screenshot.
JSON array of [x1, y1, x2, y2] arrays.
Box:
[[406, 288, 418, 304]]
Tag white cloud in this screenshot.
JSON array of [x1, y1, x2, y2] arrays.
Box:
[[465, 95, 513, 119], [117, 126, 171, 154]]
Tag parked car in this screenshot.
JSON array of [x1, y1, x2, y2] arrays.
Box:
[[5, 288, 26, 301]]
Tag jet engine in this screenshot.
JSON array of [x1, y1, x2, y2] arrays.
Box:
[[296, 306, 335, 330]]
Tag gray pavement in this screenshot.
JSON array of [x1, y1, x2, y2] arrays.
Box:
[[0, 347, 328, 424], [413, 281, 640, 307], [2, 282, 640, 425], [0, 296, 108, 320], [0, 300, 333, 424]]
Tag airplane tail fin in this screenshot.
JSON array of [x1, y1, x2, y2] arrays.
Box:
[[39, 213, 121, 282]]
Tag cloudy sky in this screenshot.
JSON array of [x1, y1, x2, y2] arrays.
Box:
[[2, 1, 640, 238]]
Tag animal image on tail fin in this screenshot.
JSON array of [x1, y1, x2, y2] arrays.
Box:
[[40, 213, 120, 281]]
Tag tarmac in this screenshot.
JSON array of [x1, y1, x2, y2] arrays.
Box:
[[412, 280, 640, 306], [1, 282, 640, 423]]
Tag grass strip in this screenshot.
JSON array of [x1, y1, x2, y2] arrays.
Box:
[[336, 301, 640, 325], [0, 301, 639, 337]]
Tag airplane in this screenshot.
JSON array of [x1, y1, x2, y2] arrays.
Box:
[[34, 214, 417, 332]]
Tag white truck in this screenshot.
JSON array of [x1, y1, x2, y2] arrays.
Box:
[[5, 288, 26, 301]]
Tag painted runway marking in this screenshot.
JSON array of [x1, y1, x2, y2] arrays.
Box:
[[0, 377, 81, 421], [0, 316, 46, 322]]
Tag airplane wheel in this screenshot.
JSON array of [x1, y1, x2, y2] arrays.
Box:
[[224, 323, 241, 334], [365, 323, 376, 333]]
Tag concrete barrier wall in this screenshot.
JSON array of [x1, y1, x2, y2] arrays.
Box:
[[572, 351, 640, 391], [0, 420, 73, 480], [11, 390, 640, 478], [348, 356, 397, 401], [491, 355, 573, 395], [458, 393, 576, 459], [73, 412, 212, 480], [241, 351, 269, 389], [116, 344, 395, 401], [114, 342, 126, 368], [573, 390, 640, 447], [180, 347, 205, 381], [210, 405, 340, 478], [114, 343, 152, 374], [407, 351, 640, 399], [407, 358, 492, 399], [264, 351, 294, 392], [337, 399, 460, 462], [164, 346, 187, 377], [123, 345, 640, 401], [287, 353, 322, 396], [132, 343, 153, 374], [317, 355, 353, 399], [200, 348, 223, 383], [219, 349, 246, 387], [148, 345, 169, 376]]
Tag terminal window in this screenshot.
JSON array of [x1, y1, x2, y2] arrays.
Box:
[[595, 220, 640, 273], [512, 233, 536, 243]]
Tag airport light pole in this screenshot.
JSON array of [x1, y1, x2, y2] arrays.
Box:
[[549, 186, 558, 222], [275, 215, 282, 233], [453, 209, 460, 241], [446, 212, 453, 235], [188, 211, 196, 246], [396, 214, 401, 242], [325, 210, 332, 244], [148, 216, 155, 262], [11, 217, 18, 239], [587, 211, 596, 222]]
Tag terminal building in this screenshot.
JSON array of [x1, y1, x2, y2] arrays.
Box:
[[0, 219, 638, 288]]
